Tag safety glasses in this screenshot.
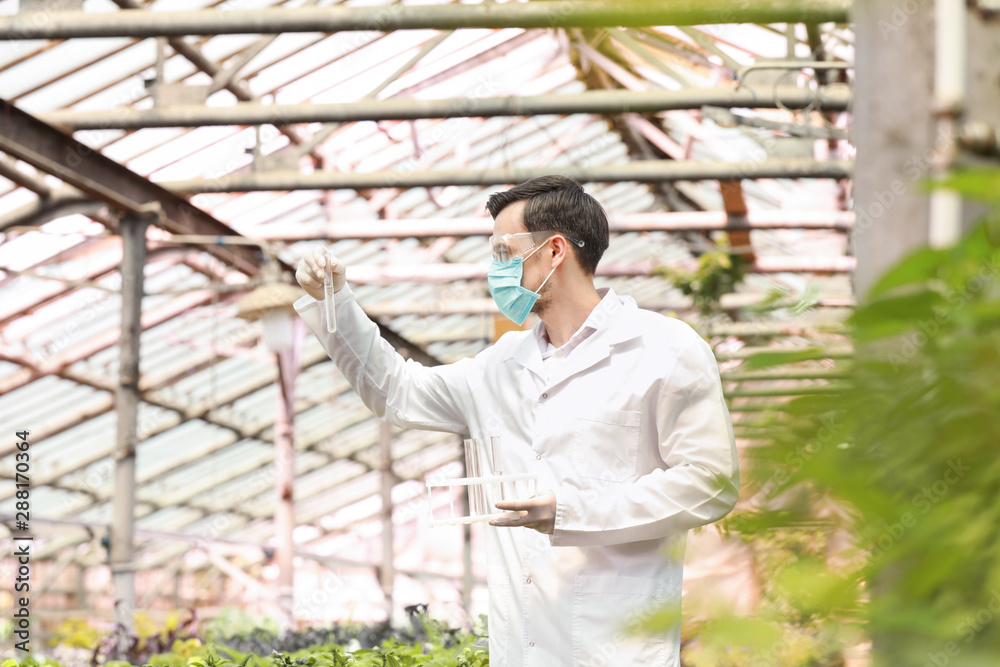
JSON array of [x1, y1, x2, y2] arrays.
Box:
[[489, 230, 584, 262]]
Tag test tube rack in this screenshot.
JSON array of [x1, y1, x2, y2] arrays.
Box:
[[425, 436, 537, 527]]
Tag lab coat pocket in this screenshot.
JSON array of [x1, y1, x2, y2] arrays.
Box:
[[571, 409, 641, 483], [572, 574, 668, 666]]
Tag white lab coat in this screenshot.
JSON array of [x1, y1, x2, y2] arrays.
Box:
[[294, 286, 740, 667]]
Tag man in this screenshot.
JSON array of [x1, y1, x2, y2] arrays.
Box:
[[294, 175, 740, 666]]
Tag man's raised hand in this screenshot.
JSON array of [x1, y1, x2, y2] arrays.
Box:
[[296, 246, 347, 300]]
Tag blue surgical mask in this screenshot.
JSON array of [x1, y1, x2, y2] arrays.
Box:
[[487, 240, 556, 326]]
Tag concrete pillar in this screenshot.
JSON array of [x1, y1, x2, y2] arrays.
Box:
[[852, 1, 1000, 300], [111, 214, 148, 655], [850, 0, 936, 300]]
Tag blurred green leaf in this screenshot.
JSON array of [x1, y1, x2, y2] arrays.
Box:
[[926, 168, 1000, 203], [700, 617, 783, 649], [733, 183, 1000, 664], [867, 245, 951, 297], [740, 347, 835, 371]]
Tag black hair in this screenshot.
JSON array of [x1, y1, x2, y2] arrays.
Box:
[[485, 175, 609, 275]]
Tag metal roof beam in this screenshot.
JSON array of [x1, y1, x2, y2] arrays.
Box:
[[147, 429, 451, 526], [0, 236, 121, 323], [0, 194, 105, 233], [391, 30, 541, 100], [163, 158, 852, 194], [221, 442, 460, 549], [299, 449, 463, 542], [0, 154, 51, 196], [331, 257, 857, 287], [119, 434, 455, 568], [1, 288, 438, 455], [0, 347, 344, 499], [120, 438, 459, 571], [14, 371, 428, 544], [109, 0, 323, 152], [0, 99, 262, 276], [0, 287, 219, 400], [11, 514, 391, 571], [38, 86, 851, 130], [239, 211, 855, 241], [0, 1, 851, 40]]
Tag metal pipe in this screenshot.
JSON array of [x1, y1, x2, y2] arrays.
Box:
[[0, 1, 852, 40], [0, 195, 106, 233], [273, 330, 301, 634], [379, 420, 395, 620], [243, 210, 855, 241], [737, 59, 853, 82], [110, 213, 147, 656], [333, 256, 856, 285], [0, 99, 263, 276], [38, 86, 852, 130], [928, 0, 966, 248], [164, 158, 852, 194]]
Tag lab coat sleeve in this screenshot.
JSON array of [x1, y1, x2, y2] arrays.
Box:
[[294, 287, 472, 434], [550, 333, 740, 547]]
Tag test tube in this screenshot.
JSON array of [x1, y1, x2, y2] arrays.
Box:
[[490, 436, 505, 501], [323, 251, 337, 333], [463, 439, 479, 516], [472, 438, 486, 515]]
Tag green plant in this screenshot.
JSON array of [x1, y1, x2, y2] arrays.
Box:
[[741, 169, 1000, 664], [656, 234, 751, 317], [640, 523, 856, 667], [91, 609, 200, 666], [188, 653, 244, 667], [48, 617, 102, 649], [203, 608, 279, 645]]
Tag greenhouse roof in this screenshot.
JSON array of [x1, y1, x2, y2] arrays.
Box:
[[0, 0, 854, 617]]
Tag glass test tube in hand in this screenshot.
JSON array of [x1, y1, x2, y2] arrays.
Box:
[[323, 250, 337, 333]]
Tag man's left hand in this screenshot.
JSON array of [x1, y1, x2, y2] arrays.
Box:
[[492, 490, 556, 534]]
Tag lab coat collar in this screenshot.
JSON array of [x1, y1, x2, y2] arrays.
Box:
[[506, 287, 642, 381]]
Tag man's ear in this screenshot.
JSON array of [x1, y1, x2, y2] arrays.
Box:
[[550, 235, 570, 269]]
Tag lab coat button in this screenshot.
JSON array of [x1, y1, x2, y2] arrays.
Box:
[[528, 642, 534, 648], [541, 392, 548, 399], [535, 454, 541, 460], [525, 577, 532, 584]]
